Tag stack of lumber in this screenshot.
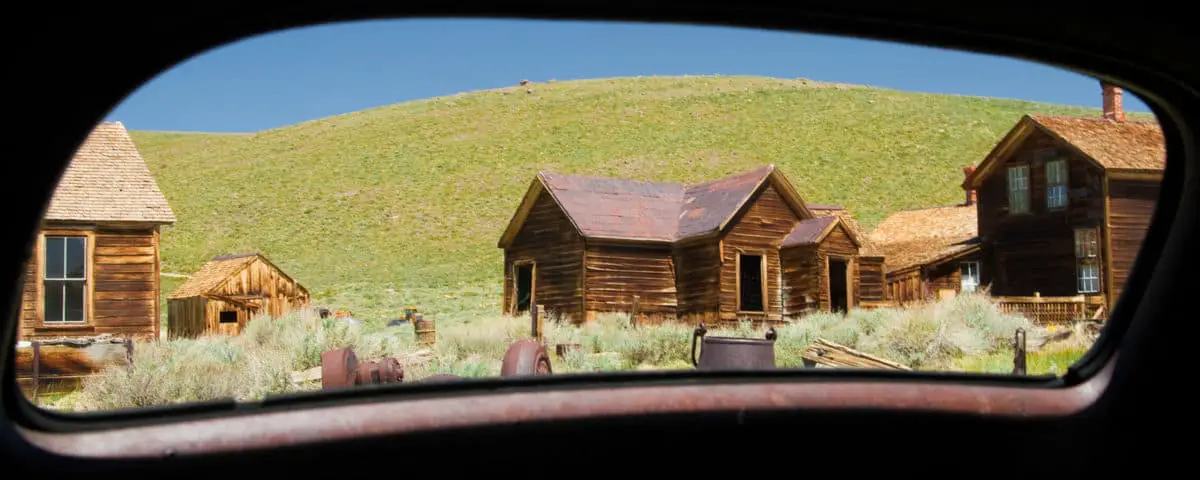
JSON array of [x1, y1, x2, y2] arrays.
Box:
[[15, 335, 134, 396], [801, 338, 911, 370]]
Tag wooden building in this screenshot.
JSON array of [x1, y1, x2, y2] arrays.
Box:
[[17, 121, 176, 341], [869, 201, 981, 305], [497, 165, 872, 325], [963, 83, 1165, 314], [167, 253, 310, 338]]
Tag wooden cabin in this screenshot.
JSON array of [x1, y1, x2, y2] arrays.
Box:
[[779, 215, 864, 315], [497, 165, 872, 325], [869, 202, 981, 305], [167, 253, 310, 338], [17, 121, 176, 342], [963, 83, 1165, 314]]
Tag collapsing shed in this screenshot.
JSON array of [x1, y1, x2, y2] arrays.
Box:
[[167, 253, 310, 338]]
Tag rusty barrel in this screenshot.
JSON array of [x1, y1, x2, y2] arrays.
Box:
[[413, 313, 436, 346], [691, 323, 777, 371]]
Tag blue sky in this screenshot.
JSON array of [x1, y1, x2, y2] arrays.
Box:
[[106, 18, 1152, 133]]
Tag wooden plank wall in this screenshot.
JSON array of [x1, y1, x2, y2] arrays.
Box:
[[718, 185, 801, 322], [205, 298, 250, 336], [502, 193, 585, 322], [584, 244, 676, 322], [167, 297, 207, 339], [885, 270, 923, 304], [1107, 178, 1160, 309], [976, 131, 1107, 297], [211, 258, 310, 320], [816, 224, 859, 311], [19, 227, 159, 341], [673, 240, 721, 324], [857, 256, 886, 303], [780, 245, 820, 317]]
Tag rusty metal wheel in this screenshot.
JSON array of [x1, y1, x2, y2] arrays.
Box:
[[321, 347, 358, 390], [501, 339, 553, 377]]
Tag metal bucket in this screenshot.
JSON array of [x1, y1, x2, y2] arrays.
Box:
[[691, 323, 777, 370]]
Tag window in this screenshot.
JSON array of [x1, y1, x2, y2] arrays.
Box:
[[43, 236, 87, 323], [960, 261, 980, 292], [1075, 228, 1100, 293], [219, 311, 239, 324], [1007, 165, 1030, 214], [1045, 159, 1068, 209]]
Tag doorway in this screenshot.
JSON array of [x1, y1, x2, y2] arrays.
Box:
[[738, 254, 764, 312], [514, 262, 534, 314], [828, 258, 849, 313]]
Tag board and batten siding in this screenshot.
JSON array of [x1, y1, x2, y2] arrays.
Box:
[[672, 240, 721, 324], [503, 192, 585, 322], [1106, 178, 1160, 311], [584, 244, 676, 323], [976, 129, 1107, 298], [208, 258, 311, 320], [19, 226, 160, 341], [718, 185, 802, 321]]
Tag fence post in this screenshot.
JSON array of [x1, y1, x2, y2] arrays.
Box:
[[31, 340, 40, 403], [531, 304, 544, 344], [630, 295, 640, 329], [125, 337, 135, 371], [1012, 328, 1027, 375]]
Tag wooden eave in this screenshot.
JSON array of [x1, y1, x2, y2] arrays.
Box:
[[779, 216, 862, 250]]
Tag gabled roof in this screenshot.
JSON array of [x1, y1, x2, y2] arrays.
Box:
[[169, 253, 306, 299], [965, 114, 1165, 189], [781, 215, 861, 248], [869, 204, 978, 273], [498, 165, 815, 247], [43, 121, 176, 224]]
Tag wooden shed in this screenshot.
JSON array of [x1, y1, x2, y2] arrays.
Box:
[[498, 165, 872, 325], [17, 121, 176, 342], [779, 215, 864, 315], [167, 253, 310, 338], [963, 83, 1165, 314], [870, 203, 981, 305]]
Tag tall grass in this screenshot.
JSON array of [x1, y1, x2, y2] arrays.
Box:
[[63, 292, 1075, 412]]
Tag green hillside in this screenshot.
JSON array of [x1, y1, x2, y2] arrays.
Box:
[[131, 75, 1146, 321]]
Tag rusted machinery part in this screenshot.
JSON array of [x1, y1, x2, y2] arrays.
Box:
[[500, 339, 553, 377], [765, 328, 778, 341], [321, 348, 358, 390], [354, 357, 405, 386]]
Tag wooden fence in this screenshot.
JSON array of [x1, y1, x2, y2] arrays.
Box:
[[994, 294, 1106, 324], [14, 336, 134, 400]]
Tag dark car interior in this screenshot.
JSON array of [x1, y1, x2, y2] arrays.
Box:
[[3, 4, 1194, 474]]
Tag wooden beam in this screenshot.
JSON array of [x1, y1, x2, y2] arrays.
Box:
[[802, 338, 911, 370], [1102, 175, 1115, 313]]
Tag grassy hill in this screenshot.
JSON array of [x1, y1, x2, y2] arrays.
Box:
[[131, 75, 1146, 322]]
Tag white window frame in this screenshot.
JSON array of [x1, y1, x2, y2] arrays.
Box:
[[959, 261, 980, 292], [1045, 158, 1068, 210], [1077, 260, 1101, 293], [43, 235, 88, 323], [1074, 228, 1101, 294], [1007, 165, 1030, 214]]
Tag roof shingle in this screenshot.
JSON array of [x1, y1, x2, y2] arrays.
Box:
[[1029, 115, 1165, 172], [168, 254, 260, 299], [44, 122, 176, 224], [869, 204, 978, 273]]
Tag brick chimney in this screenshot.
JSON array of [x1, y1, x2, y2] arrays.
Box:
[[962, 165, 977, 205], [1102, 81, 1125, 122]]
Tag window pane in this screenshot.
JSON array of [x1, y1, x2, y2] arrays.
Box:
[[45, 237, 64, 279], [66, 237, 86, 279], [44, 281, 63, 322], [64, 282, 85, 322]]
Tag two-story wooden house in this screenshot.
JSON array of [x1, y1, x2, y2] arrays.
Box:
[[962, 83, 1165, 314]]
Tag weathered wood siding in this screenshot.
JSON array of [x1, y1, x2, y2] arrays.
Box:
[[780, 245, 820, 316], [886, 269, 924, 305], [816, 224, 859, 311], [167, 297, 206, 339], [857, 256, 886, 303], [208, 258, 311, 320], [1107, 178, 1160, 309], [977, 130, 1106, 297], [19, 226, 160, 341], [584, 245, 676, 323], [502, 192, 585, 322], [718, 185, 802, 321], [673, 240, 721, 324]]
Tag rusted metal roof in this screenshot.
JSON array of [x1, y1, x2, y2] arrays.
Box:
[[43, 121, 176, 224], [523, 165, 787, 244], [781, 216, 838, 247]]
